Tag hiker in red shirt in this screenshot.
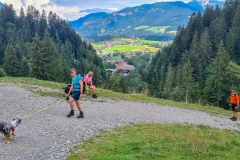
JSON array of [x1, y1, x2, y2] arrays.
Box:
[[230, 89, 239, 121]]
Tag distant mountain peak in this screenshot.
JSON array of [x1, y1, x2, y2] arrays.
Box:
[[188, 0, 225, 8], [0, 2, 4, 7]]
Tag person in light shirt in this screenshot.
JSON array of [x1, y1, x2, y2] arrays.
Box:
[[84, 71, 97, 98]]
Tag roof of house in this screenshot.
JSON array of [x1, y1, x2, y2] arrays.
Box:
[[117, 65, 135, 71]]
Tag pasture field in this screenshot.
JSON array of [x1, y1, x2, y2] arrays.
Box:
[[101, 45, 159, 53], [113, 38, 135, 43], [136, 39, 160, 44], [145, 26, 172, 34], [134, 25, 173, 34], [92, 44, 104, 49]]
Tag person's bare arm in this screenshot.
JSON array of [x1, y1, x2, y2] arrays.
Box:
[[67, 84, 73, 96], [79, 80, 83, 98]]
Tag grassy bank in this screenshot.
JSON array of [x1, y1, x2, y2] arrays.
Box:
[[67, 124, 240, 160], [0, 77, 231, 116]]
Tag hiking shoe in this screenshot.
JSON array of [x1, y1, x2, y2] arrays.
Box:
[[93, 95, 97, 98], [232, 117, 237, 121], [77, 111, 84, 118], [67, 111, 74, 118], [230, 116, 235, 120]]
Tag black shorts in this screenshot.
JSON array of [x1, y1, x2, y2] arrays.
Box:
[[231, 104, 238, 112], [87, 83, 91, 87]]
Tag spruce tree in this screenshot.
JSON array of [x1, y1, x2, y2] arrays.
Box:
[[199, 27, 213, 69], [203, 42, 231, 107], [181, 60, 194, 103], [39, 10, 47, 39], [19, 56, 30, 77], [3, 43, 19, 76], [29, 33, 44, 79], [41, 29, 58, 81], [163, 63, 174, 99]]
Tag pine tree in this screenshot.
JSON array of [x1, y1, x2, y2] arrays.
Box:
[[199, 27, 213, 69], [55, 54, 70, 83], [29, 33, 44, 79], [92, 67, 101, 87], [3, 43, 19, 76], [120, 76, 129, 93], [163, 63, 174, 99], [39, 10, 47, 39], [181, 60, 194, 103], [203, 41, 231, 107], [19, 56, 30, 77], [41, 29, 58, 81]]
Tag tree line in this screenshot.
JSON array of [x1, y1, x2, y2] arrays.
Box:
[[140, 0, 240, 109], [0, 4, 106, 85]]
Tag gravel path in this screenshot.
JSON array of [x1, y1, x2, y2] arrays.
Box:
[[0, 83, 240, 160]]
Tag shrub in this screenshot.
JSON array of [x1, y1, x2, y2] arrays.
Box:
[[0, 68, 6, 77]]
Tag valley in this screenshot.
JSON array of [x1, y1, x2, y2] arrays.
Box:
[[93, 38, 171, 60]]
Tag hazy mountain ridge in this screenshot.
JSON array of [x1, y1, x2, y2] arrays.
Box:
[[70, 0, 226, 40], [0, 2, 4, 7], [71, 1, 201, 40]]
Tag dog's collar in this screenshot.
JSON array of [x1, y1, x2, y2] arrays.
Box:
[[10, 126, 14, 132]]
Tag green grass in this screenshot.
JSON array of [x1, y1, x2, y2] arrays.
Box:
[[102, 45, 159, 53], [136, 39, 160, 44], [145, 26, 171, 34], [113, 38, 135, 43], [134, 26, 172, 34], [67, 123, 240, 160], [0, 77, 232, 116], [92, 44, 104, 49]]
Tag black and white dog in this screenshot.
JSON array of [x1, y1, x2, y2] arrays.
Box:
[[0, 118, 21, 143], [64, 85, 73, 101]]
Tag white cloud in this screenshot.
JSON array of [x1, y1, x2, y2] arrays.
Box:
[[0, 0, 193, 20]]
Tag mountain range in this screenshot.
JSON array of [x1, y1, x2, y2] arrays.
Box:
[[70, 0, 225, 41]]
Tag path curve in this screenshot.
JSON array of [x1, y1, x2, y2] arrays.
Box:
[[0, 83, 239, 160]]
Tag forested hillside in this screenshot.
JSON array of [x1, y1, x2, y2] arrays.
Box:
[[72, 1, 200, 41], [0, 4, 105, 85], [143, 0, 240, 109]]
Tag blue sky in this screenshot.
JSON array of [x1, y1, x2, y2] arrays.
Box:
[[1, 0, 190, 20]]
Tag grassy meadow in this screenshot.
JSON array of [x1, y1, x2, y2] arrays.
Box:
[[135, 39, 161, 44], [67, 124, 240, 160], [101, 45, 159, 53], [134, 25, 173, 34]]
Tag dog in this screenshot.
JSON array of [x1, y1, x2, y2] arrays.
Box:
[[64, 85, 73, 101], [0, 118, 21, 143]]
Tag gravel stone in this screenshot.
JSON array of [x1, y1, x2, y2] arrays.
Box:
[[0, 83, 240, 160]]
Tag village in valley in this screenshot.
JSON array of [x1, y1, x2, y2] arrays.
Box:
[[93, 39, 171, 75]]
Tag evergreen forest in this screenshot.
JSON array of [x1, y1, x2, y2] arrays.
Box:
[[141, 0, 240, 109], [0, 4, 105, 85]]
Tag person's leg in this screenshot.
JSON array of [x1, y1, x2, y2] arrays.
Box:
[[67, 94, 76, 118], [230, 104, 235, 119], [75, 100, 83, 112], [90, 85, 97, 98], [75, 100, 84, 118], [69, 98, 75, 110], [90, 85, 96, 95]]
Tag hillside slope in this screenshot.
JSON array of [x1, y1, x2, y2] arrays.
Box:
[[71, 1, 201, 39]]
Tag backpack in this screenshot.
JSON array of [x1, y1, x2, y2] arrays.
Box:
[[64, 85, 73, 96]]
